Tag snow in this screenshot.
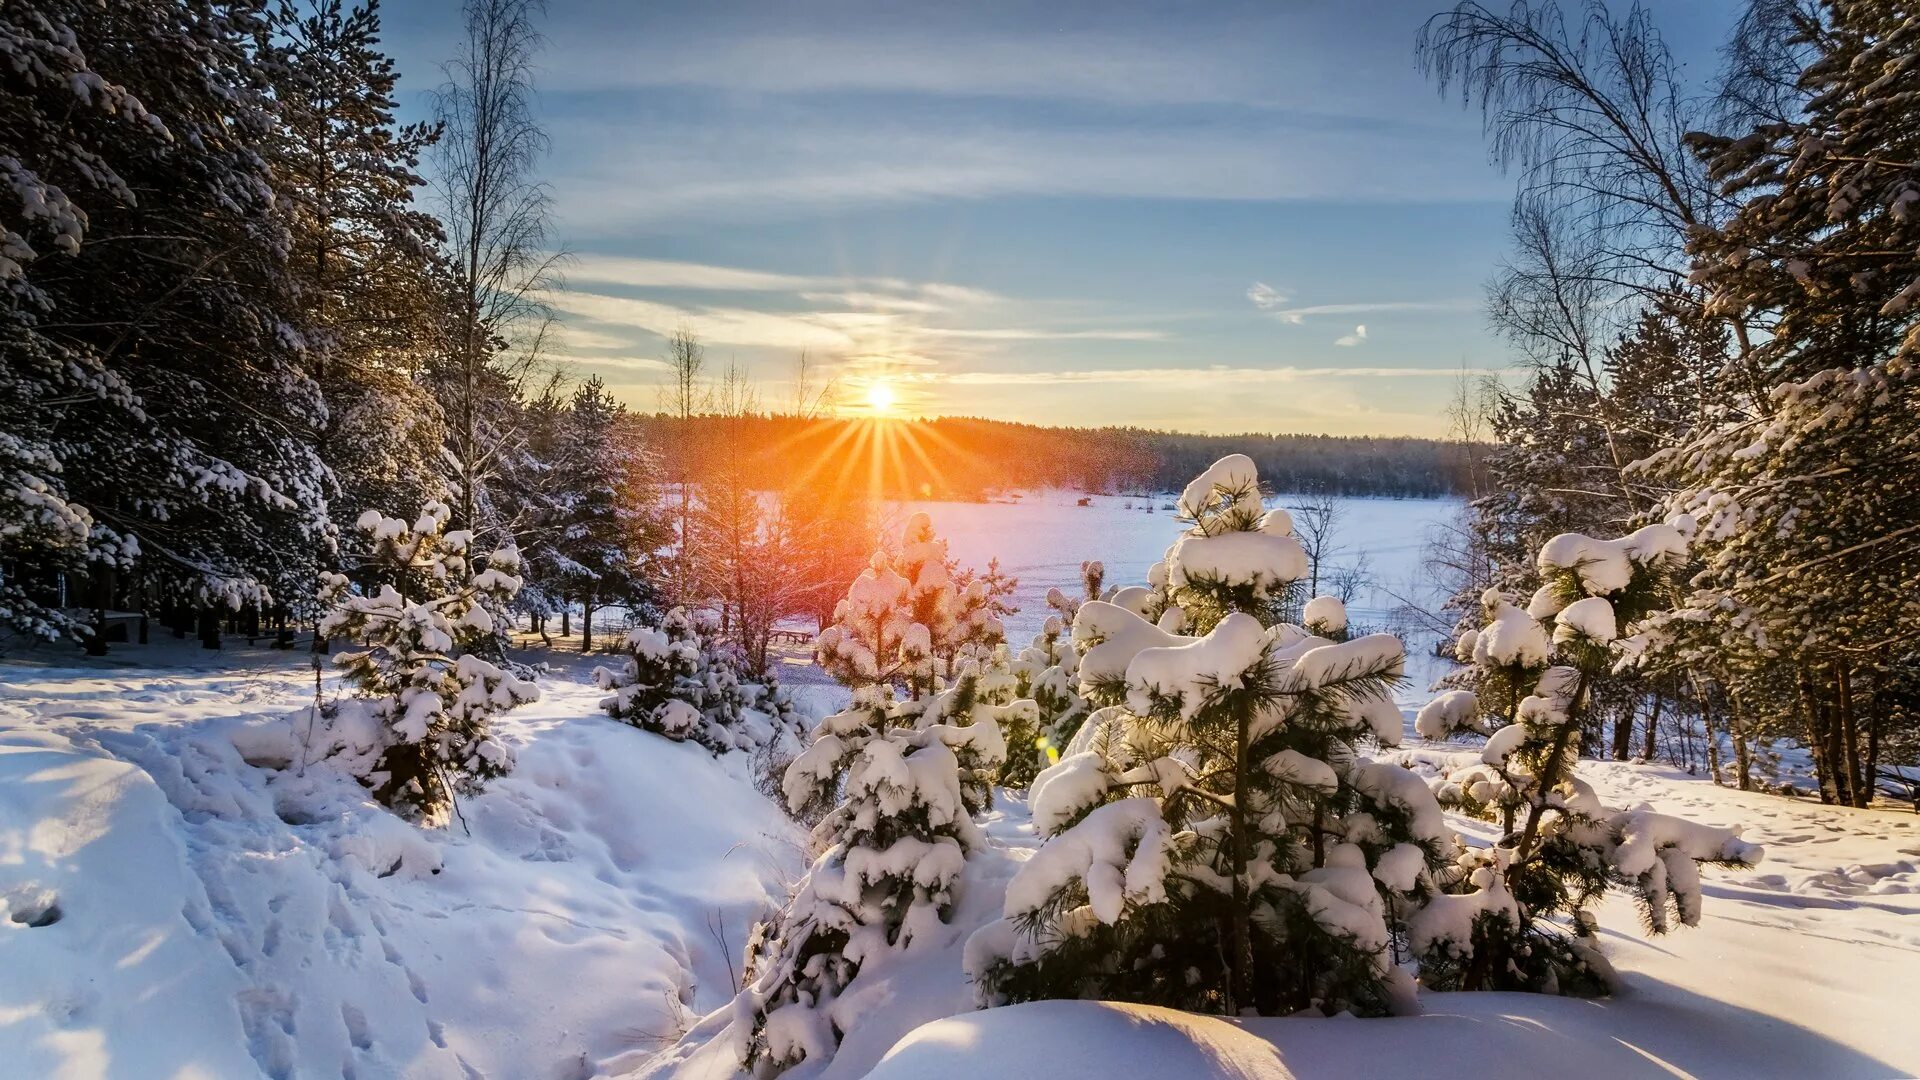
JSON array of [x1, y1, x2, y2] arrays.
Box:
[[998, 797, 1172, 930], [1124, 611, 1268, 720], [1473, 592, 1552, 669], [1553, 596, 1618, 645], [1029, 750, 1115, 837], [1169, 529, 1309, 595], [6, 493, 1920, 1080], [1414, 689, 1480, 740], [0, 646, 805, 1080], [1301, 595, 1347, 635]]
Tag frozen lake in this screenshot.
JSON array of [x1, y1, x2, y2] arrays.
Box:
[[896, 489, 1462, 645]]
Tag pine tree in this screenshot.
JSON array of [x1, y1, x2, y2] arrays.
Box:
[[727, 517, 1020, 1075], [1650, 0, 1920, 805], [1414, 524, 1764, 991], [2, 0, 330, 646], [538, 376, 663, 649], [267, 0, 448, 568], [814, 512, 1016, 698], [1003, 561, 1105, 786], [592, 607, 800, 755], [318, 501, 535, 817], [737, 668, 1009, 1075], [968, 455, 1434, 1018]]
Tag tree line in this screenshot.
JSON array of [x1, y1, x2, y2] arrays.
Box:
[[1420, 0, 1920, 806], [632, 414, 1473, 501]]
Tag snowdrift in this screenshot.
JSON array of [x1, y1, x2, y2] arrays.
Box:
[[0, 662, 805, 1080]]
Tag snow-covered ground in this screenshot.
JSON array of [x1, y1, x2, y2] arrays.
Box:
[[4, 491, 1918, 1079], [0, 642, 805, 1080]]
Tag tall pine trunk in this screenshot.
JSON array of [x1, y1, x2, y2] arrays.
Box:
[[1227, 710, 1255, 1013], [1836, 664, 1863, 808], [1642, 691, 1662, 761]]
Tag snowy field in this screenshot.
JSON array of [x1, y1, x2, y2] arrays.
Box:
[[900, 490, 1455, 644], [4, 493, 1919, 1079]]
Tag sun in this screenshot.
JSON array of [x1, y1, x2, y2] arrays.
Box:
[[864, 380, 897, 415]]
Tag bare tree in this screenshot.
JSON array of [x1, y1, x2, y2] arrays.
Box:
[[1288, 490, 1343, 598], [432, 0, 565, 536], [790, 350, 841, 419], [660, 326, 707, 604], [1418, 0, 1771, 413], [1445, 363, 1502, 499]]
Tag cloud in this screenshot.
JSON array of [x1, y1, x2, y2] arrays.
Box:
[[918, 327, 1166, 342], [1247, 282, 1291, 310], [1253, 298, 1481, 324], [914, 364, 1502, 387], [567, 255, 834, 293], [550, 290, 866, 351], [1335, 324, 1368, 347]]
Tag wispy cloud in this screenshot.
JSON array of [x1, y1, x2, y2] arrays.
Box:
[[917, 364, 1500, 387], [1246, 282, 1291, 310], [1245, 283, 1481, 325], [551, 291, 863, 351], [1335, 324, 1368, 347], [919, 327, 1167, 342]]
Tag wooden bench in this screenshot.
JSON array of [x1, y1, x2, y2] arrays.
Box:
[[768, 629, 813, 646]]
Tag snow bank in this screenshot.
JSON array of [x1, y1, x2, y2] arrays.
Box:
[[0, 730, 262, 1079], [869, 1000, 1297, 1080], [0, 665, 805, 1080]]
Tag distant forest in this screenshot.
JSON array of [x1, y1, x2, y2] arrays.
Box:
[[635, 414, 1473, 500]]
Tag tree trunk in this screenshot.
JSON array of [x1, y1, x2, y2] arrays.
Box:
[[1836, 664, 1863, 808], [1642, 692, 1662, 761], [1227, 711, 1255, 1014], [582, 592, 595, 653], [561, 603, 571, 640], [1797, 665, 1837, 804], [1703, 695, 1723, 786], [1865, 669, 1883, 807], [1516, 672, 1588, 861], [1728, 688, 1753, 792], [1611, 698, 1635, 761]]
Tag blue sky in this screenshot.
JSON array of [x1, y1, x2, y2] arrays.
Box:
[[378, 1, 1737, 436]]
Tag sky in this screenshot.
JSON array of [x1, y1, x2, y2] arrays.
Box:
[[378, 1, 1738, 437]]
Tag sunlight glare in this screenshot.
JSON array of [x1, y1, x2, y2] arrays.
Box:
[[865, 380, 897, 415]]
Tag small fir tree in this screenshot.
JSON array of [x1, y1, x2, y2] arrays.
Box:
[[1412, 524, 1765, 992], [967, 455, 1434, 1018], [815, 512, 1015, 698], [318, 501, 535, 818], [593, 607, 801, 755]]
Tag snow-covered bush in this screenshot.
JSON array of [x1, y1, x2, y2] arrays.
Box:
[[317, 502, 536, 819], [814, 512, 1015, 698], [967, 455, 1442, 1018], [1411, 525, 1764, 993], [1003, 561, 1106, 786], [737, 667, 1009, 1075], [593, 607, 802, 755]]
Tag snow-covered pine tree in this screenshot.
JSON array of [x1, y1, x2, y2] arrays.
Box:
[[967, 455, 1439, 1018], [814, 512, 1015, 698], [1652, 1, 1920, 806], [533, 376, 664, 649], [2, 0, 331, 644], [1412, 524, 1764, 992], [736, 667, 1009, 1075], [318, 502, 535, 818], [1003, 560, 1106, 786], [267, 0, 450, 597], [592, 607, 800, 755], [730, 519, 1020, 1075]]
